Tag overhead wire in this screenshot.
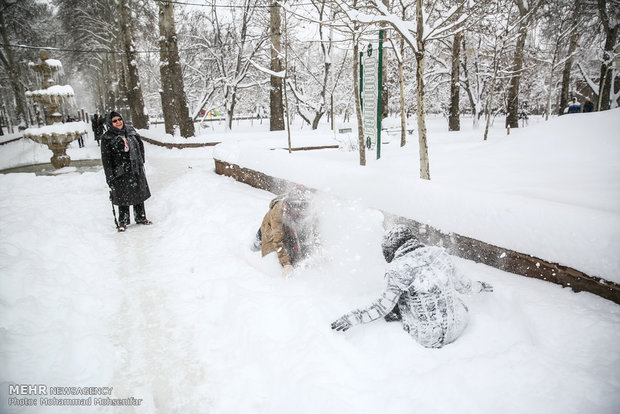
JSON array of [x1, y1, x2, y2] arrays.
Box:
[[1, 35, 355, 55], [0, 43, 206, 54], [151, 0, 316, 8]]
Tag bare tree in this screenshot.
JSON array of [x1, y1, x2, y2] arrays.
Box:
[[380, 0, 389, 120], [352, 0, 366, 165], [461, 35, 485, 128], [336, 0, 473, 179], [448, 31, 462, 131], [0, 0, 52, 128], [482, 9, 512, 141], [289, 0, 334, 130], [386, 1, 413, 146], [558, 0, 583, 115], [158, 0, 194, 137], [535, 0, 576, 120], [203, 1, 267, 130], [505, 0, 543, 128], [119, 0, 148, 129], [55, 0, 158, 119], [596, 0, 620, 111], [0, 10, 27, 128], [270, 0, 285, 131]]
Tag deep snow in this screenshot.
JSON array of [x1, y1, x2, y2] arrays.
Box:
[[0, 112, 619, 413]]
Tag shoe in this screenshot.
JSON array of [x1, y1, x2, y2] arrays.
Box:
[[250, 233, 262, 252], [136, 219, 152, 225], [118, 224, 127, 232]]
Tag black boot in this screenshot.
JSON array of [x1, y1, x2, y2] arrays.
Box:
[[384, 305, 402, 322], [251, 228, 262, 251]]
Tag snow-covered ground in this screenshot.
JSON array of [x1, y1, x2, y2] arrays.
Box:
[[1, 112, 619, 413]]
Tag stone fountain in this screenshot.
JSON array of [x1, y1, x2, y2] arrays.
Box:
[[23, 50, 87, 168]]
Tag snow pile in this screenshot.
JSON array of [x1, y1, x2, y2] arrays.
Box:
[[45, 58, 63, 68], [28, 59, 63, 69], [24, 121, 88, 137], [25, 85, 75, 98], [212, 110, 620, 283]]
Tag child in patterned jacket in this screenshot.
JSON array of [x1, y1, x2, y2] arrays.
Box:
[[331, 225, 493, 348]]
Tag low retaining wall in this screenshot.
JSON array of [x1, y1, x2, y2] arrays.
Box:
[[141, 135, 339, 152], [285, 145, 339, 151], [140, 135, 220, 149], [214, 158, 620, 305], [0, 136, 23, 146]]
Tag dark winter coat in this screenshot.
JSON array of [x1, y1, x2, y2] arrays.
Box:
[[100, 112, 151, 206], [91, 114, 104, 141], [567, 100, 581, 114]]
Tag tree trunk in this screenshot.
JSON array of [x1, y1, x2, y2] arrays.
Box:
[[354, 43, 366, 166], [283, 9, 292, 153], [507, 0, 543, 127], [559, 0, 582, 115], [597, 0, 619, 111], [158, 0, 176, 135], [0, 13, 28, 128], [117, 55, 129, 114], [159, 66, 176, 135], [103, 54, 118, 112], [415, 0, 430, 180], [311, 112, 324, 130], [461, 37, 480, 128], [158, 3, 176, 134], [545, 33, 562, 121], [415, 52, 430, 179], [381, 42, 389, 120], [506, 23, 527, 128], [380, 0, 389, 120], [544, 61, 556, 121], [270, 1, 285, 131], [483, 65, 499, 141], [316, 5, 331, 131], [119, 0, 148, 129], [158, 0, 195, 137], [448, 33, 461, 131], [227, 89, 237, 130], [398, 37, 407, 146]]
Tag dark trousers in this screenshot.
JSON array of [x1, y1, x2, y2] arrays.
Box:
[[118, 203, 146, 225]]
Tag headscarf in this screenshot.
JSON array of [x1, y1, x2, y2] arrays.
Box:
[[105, 111, 124, 132]]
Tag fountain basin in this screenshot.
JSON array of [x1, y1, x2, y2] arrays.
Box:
[[0, 159, 102, 176], [24, 122, 88, 168]]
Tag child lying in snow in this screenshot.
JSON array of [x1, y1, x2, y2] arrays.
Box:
[[331, 225, 493, 348]]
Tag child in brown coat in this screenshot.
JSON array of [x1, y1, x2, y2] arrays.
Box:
[[252, 186, 317, 276]]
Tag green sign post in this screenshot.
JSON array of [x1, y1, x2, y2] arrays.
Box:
[[360, 30, 384, 160]]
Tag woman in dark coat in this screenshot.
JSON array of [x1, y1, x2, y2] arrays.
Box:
[[101, 111, 152, 232]]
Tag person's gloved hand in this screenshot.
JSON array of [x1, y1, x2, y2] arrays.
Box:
[[282, 264, 294, 277], [479, 281, 493, 292], [331, 315, 353, 332]]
